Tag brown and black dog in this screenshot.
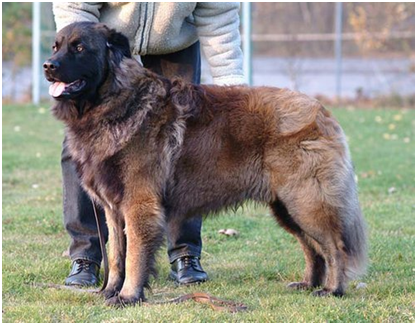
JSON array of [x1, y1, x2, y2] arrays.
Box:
[[44, 22, 367, 307]]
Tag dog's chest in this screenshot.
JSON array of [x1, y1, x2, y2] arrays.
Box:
[[68, 135, 125, 209]]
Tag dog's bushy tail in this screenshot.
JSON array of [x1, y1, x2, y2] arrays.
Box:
[[344, 212, 368, 280], [340, 173, 368, 280]]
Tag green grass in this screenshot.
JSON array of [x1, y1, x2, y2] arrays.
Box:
[[2, 103, 415, 322]]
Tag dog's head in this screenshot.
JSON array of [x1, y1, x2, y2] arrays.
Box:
[[44, 22, 131, 101]]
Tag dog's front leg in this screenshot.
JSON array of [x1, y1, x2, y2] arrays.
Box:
[[101, 207, 126, 300], [105, 193, 165, 307]]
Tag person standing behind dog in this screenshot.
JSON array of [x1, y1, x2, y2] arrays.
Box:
[[52, 2, 245, 287]]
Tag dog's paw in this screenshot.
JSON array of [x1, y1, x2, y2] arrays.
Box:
[[287, 281, 310, 290], [100, 288, 119, 300], [311, 288, 331, 297], [312, 288, 344, 297], [105, 294, 144, 308]]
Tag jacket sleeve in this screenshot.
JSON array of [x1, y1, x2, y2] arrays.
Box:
[[194, 2, 245, 85], [53, 2, 103, 32]]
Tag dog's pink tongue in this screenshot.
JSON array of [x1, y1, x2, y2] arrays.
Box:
[[49, 82, 66, 97]]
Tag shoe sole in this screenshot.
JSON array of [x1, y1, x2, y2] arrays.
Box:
[[169, 271, 207, 286], [64, 281, 98, 287]]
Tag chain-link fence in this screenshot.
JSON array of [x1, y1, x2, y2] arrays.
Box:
[[3, 2, 415, 106], [244, 2, 415, 104]]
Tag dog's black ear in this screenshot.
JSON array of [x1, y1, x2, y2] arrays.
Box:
[[106, 28, 132, 65]]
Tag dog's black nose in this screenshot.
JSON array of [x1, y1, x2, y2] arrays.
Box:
[[43, 60, 60, 71]]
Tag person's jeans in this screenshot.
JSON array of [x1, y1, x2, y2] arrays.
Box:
[[62, 41, 203, 266]]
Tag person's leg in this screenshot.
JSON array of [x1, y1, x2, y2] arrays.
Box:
[[141, 42, 207, 284], [62, 137, 107, 285]]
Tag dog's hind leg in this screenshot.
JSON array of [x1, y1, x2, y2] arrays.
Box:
[[270, 199, 326, 291], [276, 178, 366, 297], [105, 193, 165, 307], [101, 207, 126, 300]]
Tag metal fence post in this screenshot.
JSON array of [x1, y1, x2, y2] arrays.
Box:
[[32, 2, 41, 105], [335, 2, 343, 101], [242, 2, 252, 86]]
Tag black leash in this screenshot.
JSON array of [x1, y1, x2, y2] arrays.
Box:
[[92, 201, 109, 292]]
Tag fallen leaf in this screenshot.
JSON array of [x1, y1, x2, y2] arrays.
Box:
[[388, 187, 396, 194], [360, 170, 376, 179], [225, 229, 239, 236], [393, 114, 403, 121], [374, 116, 382, 123], [356, 282, 367, 289], [218, 229, 239, 236]]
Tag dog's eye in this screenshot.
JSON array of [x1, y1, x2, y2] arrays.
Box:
[[52, 45, 57, 52], [76, 45, 84, 52]]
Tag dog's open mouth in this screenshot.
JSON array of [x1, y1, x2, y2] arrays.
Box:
[[49, 79, 86, 98]]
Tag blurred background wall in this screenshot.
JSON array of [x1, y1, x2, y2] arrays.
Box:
[[2, 2, 415, 107]]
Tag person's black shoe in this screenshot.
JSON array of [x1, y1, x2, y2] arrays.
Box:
[[170, 256, 208, 285], [65, 259, 100, 287]]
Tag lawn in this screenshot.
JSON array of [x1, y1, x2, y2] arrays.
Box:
[[2, 103, 415, 322]]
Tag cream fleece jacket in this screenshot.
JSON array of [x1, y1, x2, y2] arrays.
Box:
[[53, 2, 245, 85]]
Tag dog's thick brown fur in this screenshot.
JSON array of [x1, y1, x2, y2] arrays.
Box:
[[45, 22, 367, 307]]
